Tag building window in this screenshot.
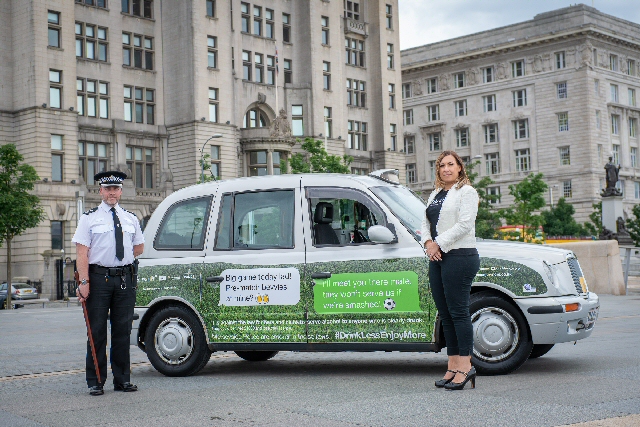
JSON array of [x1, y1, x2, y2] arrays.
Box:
[[485, 153, 500, 175], [483, 95, 496, 112], [324, 107, 332, 138], [292, 105, 303, 136], [610, 54, 619, 71], [483, 124, 498, 144], [255, 53, 264, 83], [209, 88, 218, 122], [628, 59, 636, 76], [513, 119, 529, 139], [404, 135, 415, 154], [282, 13, 291, 43], [595, 79, 599, 95], [557, 82, 567, 99], [428, 133, 441, 151], [426, 78, 437, 94], [406, 164, 416, 183], [78, 141, 108, 183], [428, 160, 436, 182], [122, 0, 153, 18], [482, 67, 493, 83], [385, 4, 393, 29], [611, 84, 619, 102], [347, 78, 366, 107], [630, 118, 637, 138], [629, 88, 636, 107], [613, 144, 620, 164], [559, 146, 570, 165], [345, 37, 365, 67], [243, 108, 268, 128], [321, 16, 329, 45], [48, 11, 61, 48], [596, 110, 601, 130], [123, 32, 154, 70], [515, 149, 531, 172], [513, 89, 527, 107], [558, 112, 569, 132], [562, 180, 572, 198], [206, 0, 215, 17], [386, 43, 394, 69], [207, 36, 217, 68], [555, 51, 565, 69], [77, 78, 109, 118], [124, 86, 154, 124], [351, 167, 369, 176], [402, 83, 412, 99], [636, 182, 640, 199], [487, 186, 500, 204], [390, 124, 397, 150], [455, 128, 469, 148], [75, 23, 108, 62], [453, 72, 465, 89], [347, 120, 367, 150], [454, 100, 467, 117], [612, 114, 620, 135], [253, 6, 262, 36], [388, 84, 396, 109], [428, 104, 439, 121], [323, 61, 331, 90], [632, 147, 637, 168], [51, 135, 63, 182], [49, 69, 62, 109], [345, 1, 360, 20], [126, 146, 154, 188], [242, 50, 252, 80], [248, 151, 267, 176], [267, 55, 275, 85], [403, 109, 413, 126], [265, 9, 274, 38], [616, 180, 625, 197], [210, 145, 221, 179], [284, 59, 292, 83], [511, 60, 525, 77], [51, 221, 64, 250], [241, 2, 249, 32]]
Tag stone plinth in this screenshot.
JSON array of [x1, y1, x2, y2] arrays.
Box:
[[602, 196, 624, 232]]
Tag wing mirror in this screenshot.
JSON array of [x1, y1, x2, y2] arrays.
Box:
[[368, 225, 396, 244]]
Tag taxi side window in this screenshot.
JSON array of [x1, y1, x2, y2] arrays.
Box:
[[215, 190, 295, 250], [307, 187, 386, 246], [154, 196, 212, 250]]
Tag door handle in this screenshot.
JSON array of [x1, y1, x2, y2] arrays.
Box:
[[311, 272, 332, 279], [205, 276, 224, 283]]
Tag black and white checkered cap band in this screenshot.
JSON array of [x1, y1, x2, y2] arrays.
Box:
[[99, 175, 124, 186]]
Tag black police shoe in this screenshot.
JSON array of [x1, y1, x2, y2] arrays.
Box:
[[114, 382, 138, 392], [89, 385, 104, 396]]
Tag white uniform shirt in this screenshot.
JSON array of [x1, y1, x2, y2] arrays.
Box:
[[72, 202, 145, 267]]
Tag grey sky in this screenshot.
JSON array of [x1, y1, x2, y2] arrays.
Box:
[[399, 1, 640, 51]]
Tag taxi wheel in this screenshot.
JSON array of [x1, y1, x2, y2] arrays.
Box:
[[529, 344, 555, 359], [470, 292, 533, 376], [145, 305, 212, 377], [234, 351, 279, 362]]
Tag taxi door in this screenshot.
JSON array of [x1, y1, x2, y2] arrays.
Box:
[[301, 178, 435, 348], [201, 180, 307, 346]]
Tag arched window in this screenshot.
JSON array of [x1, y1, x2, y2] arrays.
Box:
[[243, 108, 269, 128]]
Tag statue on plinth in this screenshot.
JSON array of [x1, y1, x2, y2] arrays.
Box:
[[601, 157, 622, 197]]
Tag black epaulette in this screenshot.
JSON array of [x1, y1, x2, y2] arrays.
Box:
[[122, 208, 136, 216], [83, 207, 99, 215]]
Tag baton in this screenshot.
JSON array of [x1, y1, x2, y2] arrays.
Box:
[[76, 271, 101, 384]]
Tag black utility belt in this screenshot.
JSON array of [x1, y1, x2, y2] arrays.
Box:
[[89, 264, 133, 276]]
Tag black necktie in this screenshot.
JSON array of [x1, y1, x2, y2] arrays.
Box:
[[111, 207, 124, 261]]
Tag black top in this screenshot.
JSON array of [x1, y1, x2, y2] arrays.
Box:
[[426, 190, 448, 238]]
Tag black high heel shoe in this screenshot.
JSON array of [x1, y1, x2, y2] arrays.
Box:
[[434, 369, 457, 388], [444, 367, 476, 390]]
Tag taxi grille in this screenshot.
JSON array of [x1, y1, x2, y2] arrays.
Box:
[[567, 257, 587, 294]]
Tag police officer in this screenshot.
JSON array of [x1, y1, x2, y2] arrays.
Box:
[[72, 171, 145, 396]]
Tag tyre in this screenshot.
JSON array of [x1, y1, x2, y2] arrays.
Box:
[[470, 292, 533, 375], [529, 344, 555, 359], [145, 305, 212, 377], [235, 351, 279, 362]]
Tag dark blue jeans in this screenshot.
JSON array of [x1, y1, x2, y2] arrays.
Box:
[[429, 252, 480, 356]]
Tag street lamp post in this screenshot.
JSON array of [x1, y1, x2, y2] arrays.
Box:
[[549, 184, 558, 208], [200, 134, 223, 183]]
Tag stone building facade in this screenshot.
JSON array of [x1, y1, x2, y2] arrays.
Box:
[[401, 5, 640, 225], [0, 0, 403, 298]]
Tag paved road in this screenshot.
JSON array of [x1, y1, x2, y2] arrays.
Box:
[[1, 294, 639, 427]]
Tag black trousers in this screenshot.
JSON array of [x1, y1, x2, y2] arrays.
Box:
[[85, 270, 135, 387], [429, 252, 480, 357]]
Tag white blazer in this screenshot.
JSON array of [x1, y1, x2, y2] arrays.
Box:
[[420, 184, 479, 253]]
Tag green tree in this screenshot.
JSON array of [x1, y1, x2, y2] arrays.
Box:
[[583, 202, 603, 237], [198, 153, 217, 183], [466, 160, 501, 239], [499, 173, 547, 242], [626, 204, 640, 246], [287, 138, 353, 174], [0, 144, 46, 309], [541, 197, 587, 237]]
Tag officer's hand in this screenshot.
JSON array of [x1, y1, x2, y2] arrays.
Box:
[[77, 282, 90, 303]]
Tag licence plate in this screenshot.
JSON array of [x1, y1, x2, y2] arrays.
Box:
[[24, 290, 32, 293]]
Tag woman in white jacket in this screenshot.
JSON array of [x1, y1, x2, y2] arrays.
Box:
[[421, 150, 480, 391]]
